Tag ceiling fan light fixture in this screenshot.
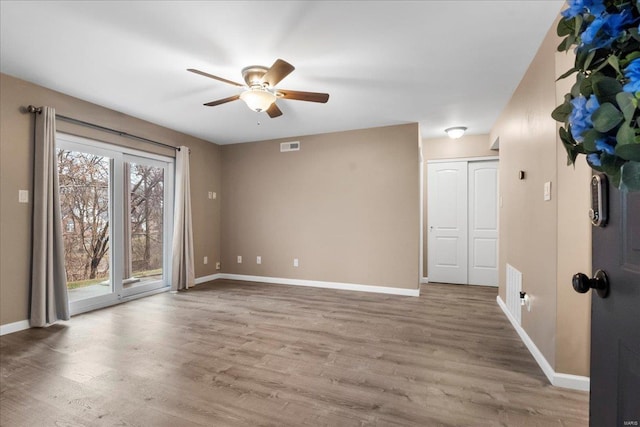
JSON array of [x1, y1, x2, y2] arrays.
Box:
[[445, 126, 467, 139], [240, 88, 276, 112]]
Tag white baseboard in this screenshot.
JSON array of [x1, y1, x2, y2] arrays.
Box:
[[0, 320, 30, 336], [194, 273, 222, 285], [215, 273, 420, 297], [420, 277, 429, 284], [1, 275, 417, 335], [496, 296, 590, 392]]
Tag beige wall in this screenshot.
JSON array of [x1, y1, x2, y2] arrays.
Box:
[[554, 51, 592, 376], [0, 73, 222, 325], [421, 134, 498, 277], [489, 17, 591, 376], [221, 124, 421, 289]]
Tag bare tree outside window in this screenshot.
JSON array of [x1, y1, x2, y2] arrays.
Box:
[[57, 149, 110, 286], [57, 150, 165, 291], [128, 162, 164, 280]]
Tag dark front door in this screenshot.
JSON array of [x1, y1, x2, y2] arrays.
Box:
[[590, 183, 640, 426]]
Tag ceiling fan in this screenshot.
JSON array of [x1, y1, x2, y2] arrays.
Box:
[[187, 59, 329, 118]]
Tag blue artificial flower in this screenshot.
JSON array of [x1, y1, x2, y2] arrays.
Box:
[[623, 58, 640, 93], [587, 153, 602, 166], [595, 138, 616, 154], [562, 0, 607, 19], [569, 95, 600, 142], [580, 9, 637, 50]]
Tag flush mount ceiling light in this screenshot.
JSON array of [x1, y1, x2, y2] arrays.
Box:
[[445, 126, 467, 139], [239, 88, 277, 112]]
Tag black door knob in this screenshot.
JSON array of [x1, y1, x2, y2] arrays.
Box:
[[572, 269, 609, 298]]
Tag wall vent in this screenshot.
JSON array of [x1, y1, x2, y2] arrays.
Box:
[[506, 263, 523, 325], [280, 141, 300, 152]]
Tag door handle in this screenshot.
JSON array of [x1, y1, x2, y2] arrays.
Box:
[[572, 269, 609, 298]]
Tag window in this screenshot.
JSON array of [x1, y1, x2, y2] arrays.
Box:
[[56, 133, 174, 314]]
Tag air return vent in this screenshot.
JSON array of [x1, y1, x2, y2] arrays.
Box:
[[280, 141, 300, 152]]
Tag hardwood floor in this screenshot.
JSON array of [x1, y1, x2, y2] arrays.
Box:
[[0, 281, 588, 426]]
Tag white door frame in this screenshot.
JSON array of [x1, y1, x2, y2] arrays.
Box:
[[423, 156, 499, 286], [56, 133, 174, 315]]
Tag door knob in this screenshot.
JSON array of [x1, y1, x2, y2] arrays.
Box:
[[572, 269, 609, 298]]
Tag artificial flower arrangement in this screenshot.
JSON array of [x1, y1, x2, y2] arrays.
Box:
[[553, 0, 640, 191]]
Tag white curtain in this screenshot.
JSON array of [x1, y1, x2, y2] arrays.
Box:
[[30, 106, 70, 327], [171, 146, 195, 291]]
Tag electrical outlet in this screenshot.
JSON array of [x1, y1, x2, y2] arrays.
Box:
[[256, 256, 261, 265], [208, 191, 213, 199], [203, 256, 208, 265], [293, 258, 299, 268], [216, 262, 221, 270], [18, 190, 28, 204], [237, 255, 242, 264]]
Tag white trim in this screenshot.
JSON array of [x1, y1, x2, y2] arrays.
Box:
[[0, 320, 30, 336], [420, 277, 429, 284], [194, 273, 223, 285], [217, 274, 420, 296], [496, 296, 590, 392], [71, 286, 170, 316], [427, 156, 499, 164]]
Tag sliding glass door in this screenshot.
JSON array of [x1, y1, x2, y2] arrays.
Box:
[[56, 133, 173, 314]]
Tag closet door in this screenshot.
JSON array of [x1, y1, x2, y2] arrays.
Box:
[[468, 161, 499, 286], [427, 162, 468, 284]]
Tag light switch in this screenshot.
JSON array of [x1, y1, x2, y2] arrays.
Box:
[[18, 190, 29, 203], [544, 182, 551, 201]]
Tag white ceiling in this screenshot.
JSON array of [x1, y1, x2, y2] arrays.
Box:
[[0, 1, 563, 145]]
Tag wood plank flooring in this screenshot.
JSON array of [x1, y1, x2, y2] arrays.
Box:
[[0, 281, 588, 426]]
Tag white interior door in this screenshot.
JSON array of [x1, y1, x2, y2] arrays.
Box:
[[427, 162, 468, 284], [468, 161, 499, 286]]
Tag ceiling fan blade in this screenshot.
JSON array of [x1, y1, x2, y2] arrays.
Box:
[[187, 68, 244, 87], [203, 94, 240, 107], [277, 89, 329, 103], [266, 103, 283, 118], [261, 59, 295, 87]]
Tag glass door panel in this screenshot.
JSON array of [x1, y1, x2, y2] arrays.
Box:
[[125, 160, 164, 289], [57, 147, 114, 304], [122, 154, 172, 297], [57, 133, 173, 315]]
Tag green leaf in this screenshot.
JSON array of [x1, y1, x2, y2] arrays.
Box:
[[611, 169, 622, 188], [616, 122, 637, 146], [558, 36, 576, 52], [607, 55, 621, 75], [580, 75, 594, 97], [592, 103, 624, 132], [557, 18, 573, 37], [616, 92, 638, 122], [557, 67, 578, 81], [559, 127, 580, 165], [552, 100, 573, 123], [619, 161, 640, 192], [583, 129, 602, 152], [616, 142, 640, 161], [600, 153, 625, 177], [592, 75, 623, 104], [584, 50, 596, 71]]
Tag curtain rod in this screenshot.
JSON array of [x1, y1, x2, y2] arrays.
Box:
[[25, 105, 184, 152]]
